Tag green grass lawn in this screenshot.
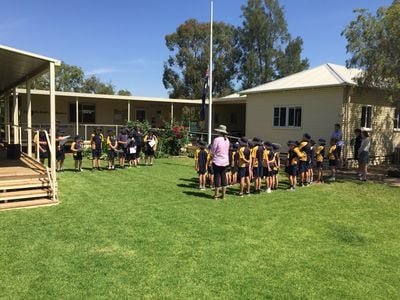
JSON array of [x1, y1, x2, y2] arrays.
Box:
[[1, 156, 399, 299]]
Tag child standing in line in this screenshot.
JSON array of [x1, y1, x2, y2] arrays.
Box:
[[238, 139, 251, 197], [107, 129, 118, 170], [328, 138, 339, 181], [286, 140, 300, 191], [56, 130, 66, 172], [251, 137, 264, 194], [127, 133, 138, 168], [272, 143, 281, 190], [90, 127, 103, 171], [71, 135, 83, 172], [263, 141, 274, 193], [194, 141, 208, 190], [309, 140, 316, 184], [231, 143, 239, 186], [315, 138, 326, 183], [118, 128, 129, 168], [298, 133, 311, 187], [206, 144, 214, 188], [143, 129, 158, 166]]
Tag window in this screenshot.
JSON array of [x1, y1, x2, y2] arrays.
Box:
[[273, 106, 302, 127], [136, 109, 146, 122], [214, 113, 219, 124], [230, 113, 237, 124], [69, 103, 96, 123], [361, 106, 372, 129], [394, 108, 400, 130]]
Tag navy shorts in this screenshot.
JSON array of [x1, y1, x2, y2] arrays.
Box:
[[73, 152, 82, 161], [263, 167, 273, 177], [252, 166, 263, 178], [238, 167, 249, 178], [299, 161, 308, 173], [329, 159, 338, 167], [208, 165, 214, 175], [56, 150, 65, 161], [231, 166, 238, 174], [108, 150, 116, 160], [287, 165, 299, 176], [316, 161, 323, 169], [92, 149, 102, 159]]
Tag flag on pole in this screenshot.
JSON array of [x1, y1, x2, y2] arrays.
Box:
[[200, 68, 209, 121]]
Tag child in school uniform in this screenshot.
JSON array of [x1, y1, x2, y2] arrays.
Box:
[[263, 142, 275, 193], [272, 143, 281, 190], [231, 143, 239, 186], [37, 130, 49, 166], [238, 138, 251, 197], [309, 140, 316, 184], [106, 129, 118, 170], [315, 138, 326, 183], [56, 130, 66, 172], [297, 133, 312, 186], [251, 137, 264, 194], [71, 135, 83, 172], [207, 144, 214, 188], [143, 129, 158, 166], [194, 141, 208, 190], [127, 133, 138, 168], [118, 128, 129, 168], [90, 127, 103, 170], [286, 140, 300, 191], [328, 138, 339, 181]]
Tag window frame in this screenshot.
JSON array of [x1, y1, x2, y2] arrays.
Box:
[[360, 105, 373, 130], [273, 106, 302, 128], [69, 102, 96, 124], [394, 108, 400, 131], [135, 109, 147, 122]]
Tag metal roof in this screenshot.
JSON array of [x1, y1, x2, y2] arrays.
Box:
[[0, 45, 61, 95], [16, 89, 203, 105], [239, 63, 362, 95]]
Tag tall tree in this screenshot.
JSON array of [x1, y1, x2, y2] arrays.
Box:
[[342, 1, 400, 99], [82, 75, 115, 95], [31, 62, 85, 92], [117, 89, 132, 96], [238, 0, 308, 89], [163, 19, 240, 99]]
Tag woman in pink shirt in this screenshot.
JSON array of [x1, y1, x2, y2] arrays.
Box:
[[211, 125, 230, 199]]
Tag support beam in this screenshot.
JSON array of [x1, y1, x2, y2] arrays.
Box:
[[75, 97, 79, 135], [49, 62, 56, 201], [12, 88, 19, 144], [127, 100, 131, 122], [170, 102, 174, 126], [27, 80, 32, 157], [4, 93, 10, 144]]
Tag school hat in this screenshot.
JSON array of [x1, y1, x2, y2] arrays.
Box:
[[198, 141, 206, 147], [232, 142, 239, 149], [74, 135, 81, 141], [318, 138, 326, 144], [303, 133, 311, 140], [272, 143, 281, 150], [239, 140, 247, 147], [253, 137, 262, 145], [214, 124, 228, 135], [240, 137, 248, 143], [264, 141, 272, 147], [287, 140, 297, 146]]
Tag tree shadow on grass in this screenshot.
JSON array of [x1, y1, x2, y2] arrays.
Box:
[[177, 183, 198, 189], [182, 191, 214, 200], [178, 177, 198, 183]]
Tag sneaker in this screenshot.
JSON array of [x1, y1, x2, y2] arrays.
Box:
[[238, 192, 244, 197], [245, 191, 251, 196], [266, 188, 272, 193], [328, 177, 336, 181]]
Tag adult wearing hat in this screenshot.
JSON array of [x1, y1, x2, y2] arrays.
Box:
[[211, 125, 230, 199]]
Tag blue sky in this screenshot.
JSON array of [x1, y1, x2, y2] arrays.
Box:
[[0, 0, 392, 97]]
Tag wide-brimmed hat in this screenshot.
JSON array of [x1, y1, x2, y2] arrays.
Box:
[[287, 140, 297, 146], [214, 124, 228, 135]]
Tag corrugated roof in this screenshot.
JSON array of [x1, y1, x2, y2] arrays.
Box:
[[239, 63, 361, 95], [0, 45, 61, 95]]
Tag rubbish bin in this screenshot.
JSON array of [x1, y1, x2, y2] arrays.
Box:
[[7, 144, 21, 159]]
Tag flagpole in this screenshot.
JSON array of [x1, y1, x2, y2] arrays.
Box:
[[207, 0, 214, 145]]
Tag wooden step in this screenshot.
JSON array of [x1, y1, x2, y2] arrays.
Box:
[[0, 198, 58, 211], [0, 188, 52, 202], [0, 173, 47, 181], [0, 179, 50, 191]]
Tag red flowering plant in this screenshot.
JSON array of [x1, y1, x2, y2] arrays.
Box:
[[157, 121, 189, 156]]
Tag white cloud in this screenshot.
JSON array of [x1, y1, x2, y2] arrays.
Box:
[[127, 58, 161, 66], [86, 67, 120, 76]]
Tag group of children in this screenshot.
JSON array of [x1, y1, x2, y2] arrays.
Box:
[[67, 127, 158, 172], [194, 133, 340, 196]]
